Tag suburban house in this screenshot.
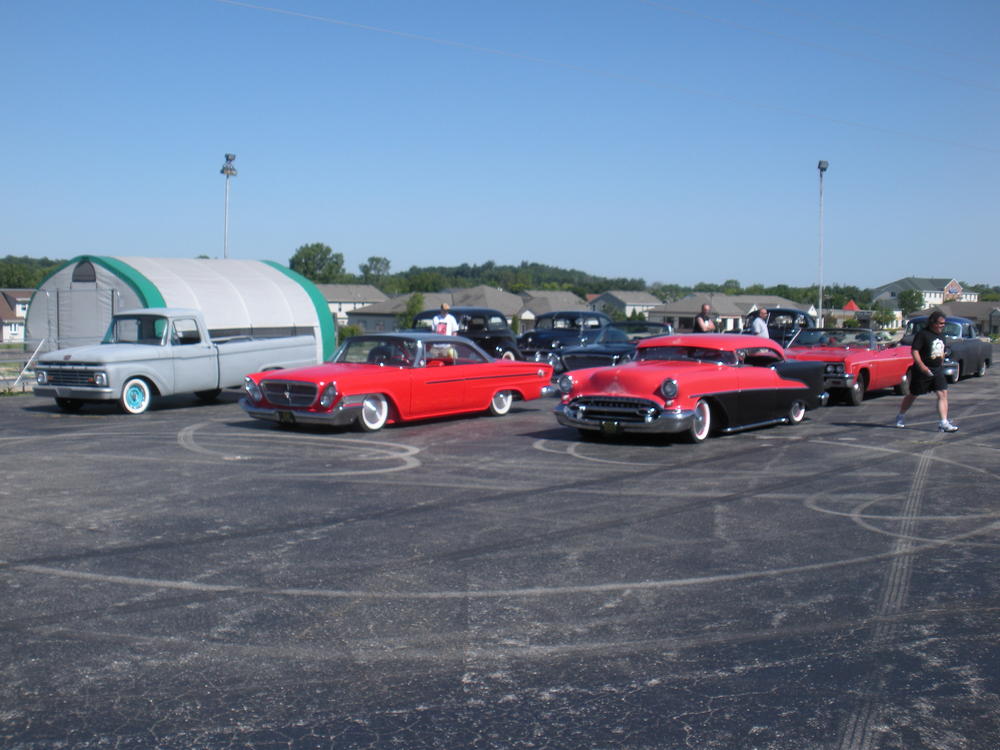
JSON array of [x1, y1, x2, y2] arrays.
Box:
[[516, 290, 588, 331], [0, 289, 33, 343], [648, 293, 815, 333], [914, 301, 1000, 335], [313, 284, 388, 327], [871, 277, 979, 309], [347, 286, 526, 333], [588, 290, 662, 319]]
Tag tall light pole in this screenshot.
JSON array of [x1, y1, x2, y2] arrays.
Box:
[[221, 153, 237, 258], [817, 160, 828, 327]]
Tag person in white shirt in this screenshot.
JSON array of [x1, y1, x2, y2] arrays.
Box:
[[432, 303, 458, 336], [750, 308, 769, 338]]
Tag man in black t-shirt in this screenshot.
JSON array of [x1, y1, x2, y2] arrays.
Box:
[[694, 304, 717, 333], [895, 310, 958, 432]]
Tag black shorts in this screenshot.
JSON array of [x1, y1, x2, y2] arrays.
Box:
[[909, 365, 947, 395]]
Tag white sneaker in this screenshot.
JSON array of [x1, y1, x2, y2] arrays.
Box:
[[938, 421, 959, 433], [895, 415, 905, 428]]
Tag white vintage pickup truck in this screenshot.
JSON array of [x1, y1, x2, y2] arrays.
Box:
[[33, 307, 319, 414]]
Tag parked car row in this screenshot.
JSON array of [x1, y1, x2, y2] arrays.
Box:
[[237, 330, 832, 442], [34, 309, 990, 447]]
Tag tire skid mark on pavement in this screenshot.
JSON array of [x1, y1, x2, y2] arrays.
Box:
[[12, 425, 998, 599], [12, 519, 998, 602], [177, 421, 422, 475], [836, 449, 934, 750]]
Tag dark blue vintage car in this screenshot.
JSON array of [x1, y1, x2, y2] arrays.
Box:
[[903, 315, 991, 382], [517, 310, 614, 364], [557, 322, 674, 373]]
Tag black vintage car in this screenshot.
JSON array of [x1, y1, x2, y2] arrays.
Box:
[[412, 307, 521, 360], [902, 315, 991, 382], [742, 307, 814, 345], [517, 310, 614, 364], [743, 307, 816, 346], [557, 322, 674, 373]]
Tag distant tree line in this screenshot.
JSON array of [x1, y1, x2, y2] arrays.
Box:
[[4, 249, 998, 309], [0, 255, 62, 287]]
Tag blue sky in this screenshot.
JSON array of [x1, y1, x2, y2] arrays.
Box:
[[2, 0, 998, 288]]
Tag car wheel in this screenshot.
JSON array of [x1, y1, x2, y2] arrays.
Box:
[[55, 398, 83, 412], [195, 388, 222, 402], [685, 399, 712, 443], [120, 378, 152, 415], [786, 400, 806, 425], [975, 361, 988, 377], [947, 368, 960, 384], [489, 390, 513, 416], [500, 350, 516, 361], [847, 374, 866, 406], [358, 394, 389, 432], [893, 371, 910, 396]]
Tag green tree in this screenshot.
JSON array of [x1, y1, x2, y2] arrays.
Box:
[[289, 243, 345, 283], [337, 324, 362, 342], [872, 308, 896, 328], [398, 292, 425, 329], [359, 256, 391, 286], [0, 255, 62, 287], [896, 289, 924, 316]]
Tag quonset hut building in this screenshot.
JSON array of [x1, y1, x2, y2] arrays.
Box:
[[25, 256, 337, 362]]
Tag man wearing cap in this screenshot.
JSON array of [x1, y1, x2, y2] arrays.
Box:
[[432, 302, 458, 336]]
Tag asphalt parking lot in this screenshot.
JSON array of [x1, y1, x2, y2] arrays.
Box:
[[2, 359, 999, 750]]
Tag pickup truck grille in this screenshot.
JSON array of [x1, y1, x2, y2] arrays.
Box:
[[262, 380, 317, 407], [570, 396, 659, 423], [38, 363, 100, 387]]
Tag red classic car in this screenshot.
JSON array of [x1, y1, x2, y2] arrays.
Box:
[[241, 333, 553, 431], [784, 328, 912, 405], [553, 333, 828, 443]]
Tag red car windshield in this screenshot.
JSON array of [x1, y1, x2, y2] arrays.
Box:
[[637, 346, 739, 365], [789, 329, 875, 349]]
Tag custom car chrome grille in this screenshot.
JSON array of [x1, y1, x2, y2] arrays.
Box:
[[38, 363, 100, 387], [261, 380, 317, 407], [570, 396, 659, 423], [561, 353, 617, 370]]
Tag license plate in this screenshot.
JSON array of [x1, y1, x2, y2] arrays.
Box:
[[600, 420, 621, 435], [277, 411, 296, 425]]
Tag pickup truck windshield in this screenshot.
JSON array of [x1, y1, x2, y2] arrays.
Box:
[[103, 315, 169, 346]]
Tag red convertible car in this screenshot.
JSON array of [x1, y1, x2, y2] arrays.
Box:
[[241, 333, 553, 431], [554, 334, 827, 443], [784, 328, 912, 405]]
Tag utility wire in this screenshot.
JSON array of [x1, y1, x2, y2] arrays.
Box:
[[746, 0, 1000, 71], [635, 0, 1000, 93], [211, 0, 1000, 155]]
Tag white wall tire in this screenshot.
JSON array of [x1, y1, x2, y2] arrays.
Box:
[[120, 378, 152, 415], [847, 375, 866, 406], [489, 390, 513, 416], [686, 399, 711, 443], [358, 394, 389, 431], [500, 350, 516, 361], [787, 400, 806, 425]]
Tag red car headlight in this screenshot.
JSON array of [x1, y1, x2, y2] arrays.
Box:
[[318, 382, 339, 408], [660, 378, 678, 399], [243, 376, 263, 402]]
